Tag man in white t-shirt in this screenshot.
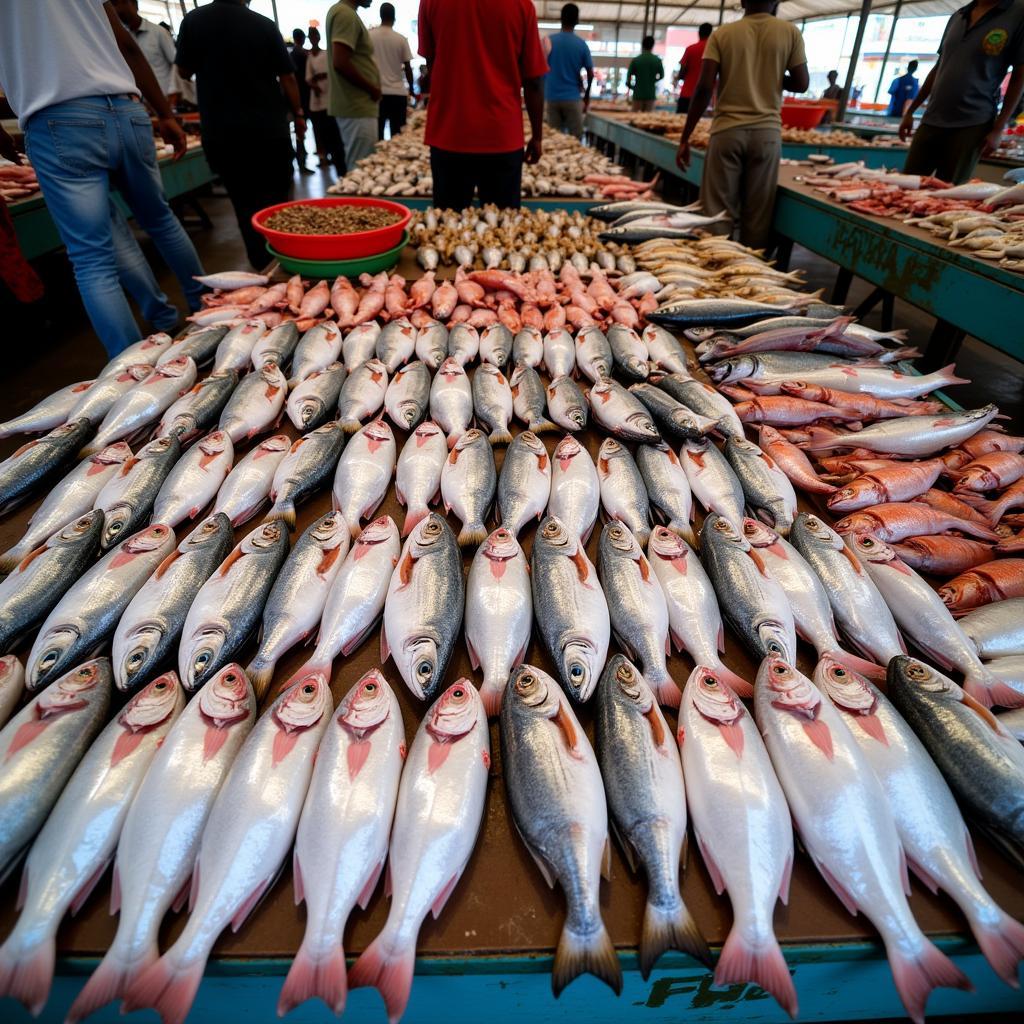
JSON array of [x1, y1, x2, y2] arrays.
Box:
[[112, 0, 178, 102], [369, 2, 413, 139]]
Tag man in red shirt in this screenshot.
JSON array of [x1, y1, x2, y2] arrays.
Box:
[[417, 0, 547, 209], [676, 23, 712, 114]]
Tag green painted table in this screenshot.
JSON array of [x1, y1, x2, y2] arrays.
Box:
[[9, 146, 215, 261]]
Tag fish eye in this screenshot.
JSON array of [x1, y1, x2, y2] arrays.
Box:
[[768, 641, 783, 654], [365, 681, 377, 693], [155, 681, 167, 690], [773, 663, 786, 675], [713, 520, 729, 531], [41, 649, 60, 669], [108, 520, 124, 537], [128, 650, 145, 669], [704, 676, 717, 687], [453, 687, 465, 699], [77, 666, 92, 679], [833, 667, 846, 678], [425, 522, 441, 535], [416, 660, 432, 678], [569, 663, 585, 681], [225, 673, 236, 683], [908, 663, 928, 680], [194, 652, 211, 671], [303, 683, 316, 695]]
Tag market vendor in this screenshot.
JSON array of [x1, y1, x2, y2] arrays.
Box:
[[900, 0, 1024, 183], [674, 0, 809, 249], [627, 36, 664, 113]]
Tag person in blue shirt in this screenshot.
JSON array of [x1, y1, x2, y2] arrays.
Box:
[[887, 60, 919, 117], [543, 3, 594, 138]]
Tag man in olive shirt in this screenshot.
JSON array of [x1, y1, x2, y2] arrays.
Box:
[[900, 0, 1024, 182], [627, 36, 664, 112], [675, 0, 809, 248], [327, 0, 380, 169]]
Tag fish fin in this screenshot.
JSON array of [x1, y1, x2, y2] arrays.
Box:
[[401, 507, 428, 537], [230, 874, 274, 932], [380, 627, 391, 664], [515, 821, 556, 888], [122, 956, 205, 1024], [779, 852, 793, 906], [0, 936, 55, 1016], [293, 849, 305, 906], [394, 484, 406, 507], [715, 930, 797, 1020], [465, 636, 480, 672], [0, 547, 25, 576], [265, 501, 297, 531], [348, 932, 415, 1024], [488, 427, 513, 446], [70, 856, 111, 916], [610, 818, 639, 873], [479, 678, 505, 718], [899, 846, 912, 897], [245, 660, 276, 703], [67, 945, 158, 1023], [16, 864, 27, 911], [680, 831, 689, 871], [529, 418, 559, 435], [971, 907, 1024, 989], [601, 837, 612, 881], [812, 855, 859, 916], [695, 831, 726, 896], [935, 363, 971, 387], [341, 618, 380, 659], [887, 939, 972, 1024], [717, 625, 725, 653], [110, 863, 121, 915], [669, 628, 685, 654], [965, 823, 983, 880], [906, 856, 940, 895], [829, 648, 887, 683], [654, 675, 682, 709], [552, 922, 622, 998], [358, 856, 386, 911], [172, 872, 193, 915], [640, 899, 712, 978], [278, 941, 348, 1017], [431, 870, 462, 920], [457, 523, 488, 548], [611, 629, 636, 661], [716, 663, 754, 699]]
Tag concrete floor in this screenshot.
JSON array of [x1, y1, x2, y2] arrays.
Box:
[[3, 166, 1022, 429]]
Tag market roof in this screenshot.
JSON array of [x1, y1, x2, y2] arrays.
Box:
[[532, 0, 964, 28]]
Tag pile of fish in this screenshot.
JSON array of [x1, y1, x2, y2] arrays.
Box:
[[0, 246, 1022, 1024]]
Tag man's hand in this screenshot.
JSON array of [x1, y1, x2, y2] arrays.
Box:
[[0, 126, 21, 164], [898, 111, 915, 142], [294, 115, 307, 139], [676, 137, 691, 171], [368, 85, 382, 102], [583, 95, 590, 112], [983, 124, 1005, 155], [157, 115, 187, 159], [525, 135, 542, 164]]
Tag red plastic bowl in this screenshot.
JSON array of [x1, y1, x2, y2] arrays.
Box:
[[251, 197, 412, 260], [781, 103, 828, 129]]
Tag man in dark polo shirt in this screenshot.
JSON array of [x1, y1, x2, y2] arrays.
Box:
[[900, 0, 1024, 182]]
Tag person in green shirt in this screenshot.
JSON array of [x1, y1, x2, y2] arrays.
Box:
[[627, 36, 664, 112], [327, 0, 381, 169]]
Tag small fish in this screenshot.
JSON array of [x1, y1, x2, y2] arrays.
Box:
[[100, 332, 174, 376], [497, 431, 550, 537], [635, 442, 694, 545], [630, 382, 708, 444], [195, 270, 269, 290], [652, 374, 744, 440], [338, 358, 389, 432], [268, 422, 347, 529], [286, 362, 346, 431], [512, 326, 544, 368], [290, 322, 343, 386], [0, 378, 95, 439], [213, 434, 290, 526], [510, 363, 557, 434], [480, 323, 512, 369], [547, 374, 589, 432], [151, 430, 234, 528], [69, 366, 151, 428], [414, 319, 448, 370], [543, 328, 576, 378], [574, 324, 613, 384], [333, 418, 396, 539], [0, 420, 94, 514], [595, 437, 650, 544], [939, 560, 1024, 614], [383, 360, 430, 431], [251, 321, 300, 371], [958, 598, 1024, 660], [217, 361, 287, 443], [471, 364, 514, 445], [395, 421, 447, 537], [156, 327, 228, 368], [213, 319, 267, 374], [548, 435, 599, 542], [447, 324, 480, 367], [440, 428, 496, 547], [642, 324, 689, 376], [650, 297, 794, 328], [608, 324, 649, 381], [375, 317, 416, 373], [758, 424, 837, 496], [157, 370, 239, 444], [588, 379, 659, 441], [429, 357, 473, 447]]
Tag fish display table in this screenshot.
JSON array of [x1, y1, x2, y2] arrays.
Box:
[[8, 146, 216, 262], [0, 271, 1021, 1024]]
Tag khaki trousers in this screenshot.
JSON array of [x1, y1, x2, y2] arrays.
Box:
[[699, 125, 781, 250]]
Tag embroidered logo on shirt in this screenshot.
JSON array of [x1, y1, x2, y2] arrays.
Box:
[[982, 28, 1008, 55]]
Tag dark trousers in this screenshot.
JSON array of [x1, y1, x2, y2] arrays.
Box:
[[205, 135, 293, 268], [429, 147, 524, 210], [378, 94, 408, 140], [676, 95, 691, 114], [310, 110, 345, 172], [903, 120, 992, 184]]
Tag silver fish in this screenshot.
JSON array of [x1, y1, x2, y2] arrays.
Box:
[[0, 419, 94, 514], [68, 365, 151, 427], [217, 361, 287, 443], [414, 319, 448, 370], [547, 374, 589, 432], [252, 321, 300, 370], [337, 358, 388, 433], [157, 370, 239, 444], [0, 378, 95, 439], [650, 297, 794, 328], [268, 422, 346, 529], [635, 442, 694, 545], [101, 332, 173, 376], [0, 657, 24, 729], [342, 322, 381, 369], [588, 379, 658, 441], [725, 436, 797, 537], [548, 435, 599, 542], [213, 319, 267, 374], [332, 418, 396, 539], [471, 364, 514, 445], [214, 434, 290, 526], [597, 438, 651, 547], [178, 521, 290, 691], [290, 321, 343, 386], [384, 360, 430, 432], [679, 437, 745, 530], [629, 383, 708, 443], [608, 324, 649, 381], [497, 431, 551, 537], [510, 363, 556, 433], [27, 524, 175, 690], [382, 513, 464, 701], [151, 430, 234, 528], [574, 325, 613, 384], [375, 318, 416, 373], [642, 324, 689, 376], [531, 516, 610, 702], [448, 324, 480, 366], [480, 323, 512, 369], [543, 329, 576, 378], [396, 421, 446, 537], [652, 374, 744, 440], [156, 326, 228, 368], [500, 665, 621, 996], [429, 357, 473, 446], [512, 326, 543, 368], [596, 655, 710, 975], [440, 428, 496, 547], [286, 362, 346, 431], [959, 599, 1024, 659]]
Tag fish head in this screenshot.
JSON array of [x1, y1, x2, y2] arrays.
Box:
[[338, 669, 394, 737], [361, 418, 395, 452], [602, 521, 642, 559], [101, 502, 138, 550], [553, 435, 583, 467], [119, 671, 183, 729], [274, 671, 333, 731], [92, 441, 133, 468], [184, 513, 234, 552], [833, 510, 880, 535], [742, 517, 780, 548], [117, 524, 173, 561], [482, 527, 522, 567], [438, 357, 466, 380], [603, 654, 658, 713], [726, 435, 763, 462], [649, 525, 690, 563], [403, 636, 440, 701], [791, 512, 844, 552], [562, 636, 601, 702], [537, 515, 574, 553], [408, 513, 450, 562], [199, 664, 253, 727], [888, 656, 961, 705], [627, 411, 660, 441], [684, 326, 716, 342], [29, 625, 82, 689], [184, 624, 228, 690], [116, 617, 167, 690], [508, 664, 562, 717], [413, 421, 444, 445], [295, 396, 327, 428], [426, 679, 481, 740], [37, 659, 109, 711], [708, 356, 755, 384], [687, 665, 746, 724], [54, 510, 104, 551], [597, 438, 624, 475], [241, 521, 286, 556], [848, 533, 902, 568], [757, 657, 822, 711], [310, 510, 349, 549], [198, 430, 231, 458], [451, 428, 485, 455], [156, 355, 195, 379], [702, 513, 748, 550], [259, 361, 286, 388], [814, 657, 877, 714], [355, 515, 399, 554], [139, 435, 179, 463]]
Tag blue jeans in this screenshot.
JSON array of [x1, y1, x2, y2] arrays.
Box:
[[110, 203, 180, 333], [24, 95, 205, 355]]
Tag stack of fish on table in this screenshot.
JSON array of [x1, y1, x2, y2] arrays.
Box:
[[0, 232, 1021, 1024]]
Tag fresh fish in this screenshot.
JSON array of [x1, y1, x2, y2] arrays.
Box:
[[279, 670, 405, 1017], [66, 666, 255, 1024], [678, 665, 795, 1014], [290, 322, 343, 386], [0, 657, 24, 728], [178, 521, 289, 691], [246, 512, 350, 697], [101, 333, 174, 376], [0, 660, 111, 884], [834, 503, 1000, 544], [596, 655, 710, 974], [543, 328, 576, 378], [607, 324, 648, 381], [27, 524, 175, 690], [332, 418, 396, 539], [588, 379, 659, 441], [589, 198, 682, 221], [0, 513, 104, 654], [574, 325, 612, 383], [217, 361, 287, 443], [429, 357, 473, 447], [342, 322, 382, 369], [157, 370, 239, 444], [652, 374, 744, 440], [512, 326, 543, 368], [635, 442, 694, 545], [531, 516, 610, 702], [547, 374, 589, 432], [651, 298, 794, 328], [629, 382, 707, 443], [725, 436, 797, 537], [156, 327, 228, 368], [151, 430, 234, 528], [196, 271, 269, 290], [471, 364, 514, 445], [939, 560, 1024, 613], [890, 536, 995, 577], [548, 435, 599, 542], [497, 431, 550, 537], [679, 437, 746, 530], [816, 657, 1024, 987], [642, 324, 689, 376], [448, 324, 480, 367], [84, 357, 196, 454], [0, 419, 94, 513], [959, 599, 1024, 659], [759, 425, 838, 496], [112, 514, 234, 691], [741, 362, 967, 402], [211, 435, 287, 526], [382, 514, 464, 701], [375, 318, 416, 373], [267, 422, 346, 529], [252, 321, 300, 370], [213, 320, 267, 374], [441, 428, 496, 547], [395, 421, 446, 536], [755, 657, 969, 1024], [596, 438, 651, 546], [123, 674, 332, 1024], [955, 451, 1024, 492], [597, 523, 674, 705], [699, 514, 796, 664], [0, 674, 183, 1015], [480, 323, 512, 369], [500, 665, 620, 995], [68, 366, 150, 427], [383, 360, 430, 432], [414, 320, 448, 370], [465, 528, 532, 716], [287, 362, 345, 431], [510, 363, 556, 433], [338, 358, 389, 432], [0, 378, 95, 439], [349, 682, 488, 1021], [601, 222, 703, 245]]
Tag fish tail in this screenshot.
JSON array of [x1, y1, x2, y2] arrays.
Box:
[[963, 671, 997, 708], [639, 899, 712, 978], [715, 928, 797, 1019], [716, 662, 754, 699], [828, 648, 888, 684], [245, 658, 278, 704], [970, 905, 1024, 988], [0, 545, 26, 575], [277, 941, 348, 1017], [653, 674, 683, 709], [348, 932, 415, 1024], [488, 427, 513, 446], [402, 506, 429, 537], [67, 945, 157, 1023], [479, 676, 507, 718], [340, 419, 363, 434], [265, 502, 296, 531], [457, 523, 488, 548], [529, 418, 560, 435], [552, 923, 622, 998], [0, 934, 55, 1016], [935, 363, 972, 387], [886, 938, 972, 1024], [122, 953, 205, 1024]]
